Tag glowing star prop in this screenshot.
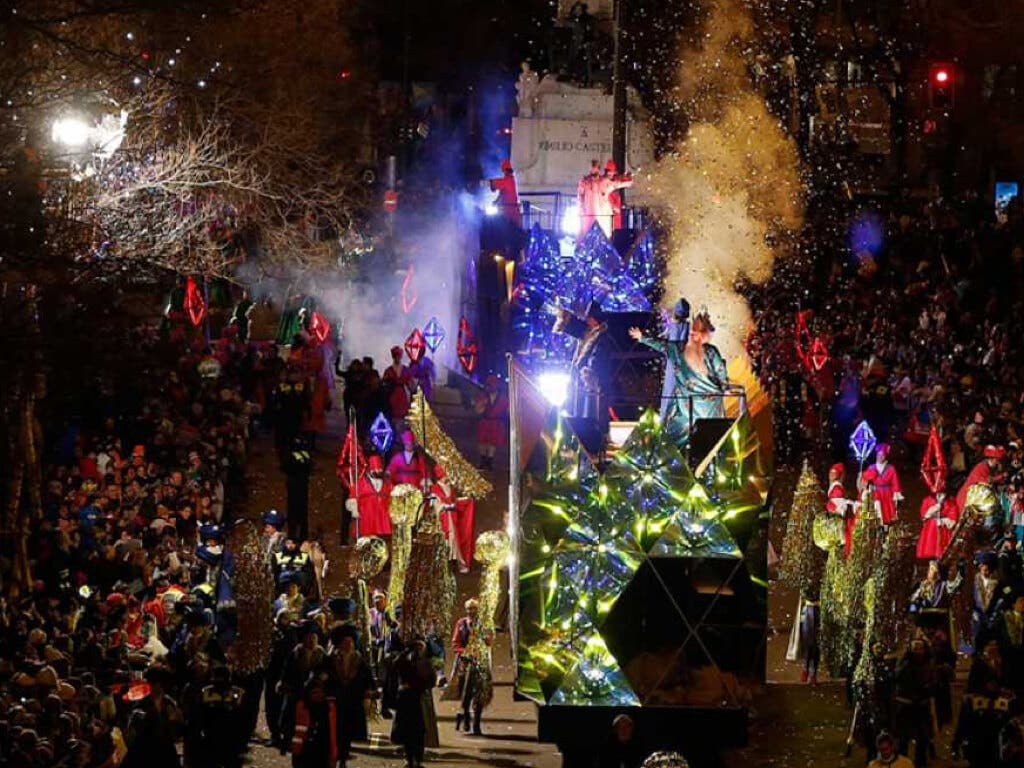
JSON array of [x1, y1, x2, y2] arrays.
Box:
[[457, 316, 478, 373], [404, 328, 425, 363], [401, 265, 418, 314], [184, 276, 206, 327], [920, 426, 947, 494], [423, 317, 445, 353], [369, 412, 394, 453], [309, 311, 330, 344], [849, 420, 877, 464], [515, 407, 756, 706]]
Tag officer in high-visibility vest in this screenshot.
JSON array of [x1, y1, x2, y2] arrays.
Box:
[[284, 436, 314, 542], [274, 538, 312, 591], [272, 377, 310, 468]]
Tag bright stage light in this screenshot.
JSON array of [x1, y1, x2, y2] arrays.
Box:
[[537, 371, 570, 407], [51, 117, 91, 147], [561, 203, 580, 237], [484, 202, 499, 216]]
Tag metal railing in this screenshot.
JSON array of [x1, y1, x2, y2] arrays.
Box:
[[516, 191, 648, 234]]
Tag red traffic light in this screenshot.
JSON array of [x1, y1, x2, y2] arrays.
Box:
[[933, 68, 950, 85]]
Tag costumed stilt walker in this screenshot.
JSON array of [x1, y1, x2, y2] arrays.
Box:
[[813, 503, 847, 680], [841, 486, 881, 676], [446, 532, 507, 736], [629, 309, 730, 448], [859, 443, 903, 528], [399, 487, 455, 752]]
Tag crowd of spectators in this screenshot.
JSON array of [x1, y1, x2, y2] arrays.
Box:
[[0, 319, 264, 768], [757, 193, 1024, 767]]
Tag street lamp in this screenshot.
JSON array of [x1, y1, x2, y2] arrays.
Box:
[[51, 116, 91, 147]]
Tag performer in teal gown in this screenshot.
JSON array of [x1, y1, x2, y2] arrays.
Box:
[[629, 310, 729, 446]]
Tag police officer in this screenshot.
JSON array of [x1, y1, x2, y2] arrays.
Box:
[[274, 538, 312, 592], [284, 436, 314, 542], [199, 665, 249, 768], [272, 376, 310, 468]]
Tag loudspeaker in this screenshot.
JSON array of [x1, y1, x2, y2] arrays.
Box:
[[688, 417, 734, 470]]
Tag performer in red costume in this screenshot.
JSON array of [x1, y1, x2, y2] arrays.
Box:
[[956, 444, 1005, 512], [859, 443, 903, 526], [825, 463, 857, 558], [916, 482, 958, 560], [430, 464, 468, 572], [386, 430, 428, 488], [382, 345, 412, 422], [488, 160, 521, 227], [604, 159, 632, 232], [347, 455, 393, 537], [576, 160, 633, 239]]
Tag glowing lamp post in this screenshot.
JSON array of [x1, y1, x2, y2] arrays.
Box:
[[51, 117, 92, 148]]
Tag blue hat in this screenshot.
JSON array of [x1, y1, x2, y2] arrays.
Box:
[[262, 510, 284, 529], [278, 571, 302, 587], [199, 524, 223, 542]]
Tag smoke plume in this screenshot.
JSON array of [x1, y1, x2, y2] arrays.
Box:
[[646, 0, 803, 361]]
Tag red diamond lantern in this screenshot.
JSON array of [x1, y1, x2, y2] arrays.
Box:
[[457, 316, 478, 373], [184, 276, 206, 327], [810, 337, 829, 371], [920, 426, 947, 494], [405, 328, 425, 363], [309, 311, 331, 344]]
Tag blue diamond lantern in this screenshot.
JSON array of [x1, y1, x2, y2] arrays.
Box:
[[423, 317, 445, 353], [849, 420, 877, 463], [369, 412, 394, 453]]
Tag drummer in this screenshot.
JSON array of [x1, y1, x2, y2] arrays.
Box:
[[825, 463, 857, 558]]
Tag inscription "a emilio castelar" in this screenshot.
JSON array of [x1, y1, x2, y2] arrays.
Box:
[[537, 140, 612, 152]]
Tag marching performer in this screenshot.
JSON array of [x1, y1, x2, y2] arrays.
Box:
[[346, 455, 392, 538], [860, 443, 903, 526], [957, 444, 1006, 513], [430, 464, 468, 573], [916, 481, 958, 560], [825, 463, 857, 558]]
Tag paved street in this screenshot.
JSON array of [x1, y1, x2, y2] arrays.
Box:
[[244, 385, 561, 768], [243, 390, 965, 768]]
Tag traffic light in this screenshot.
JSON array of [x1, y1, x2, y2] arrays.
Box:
[[929, 64, 955, 110]]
